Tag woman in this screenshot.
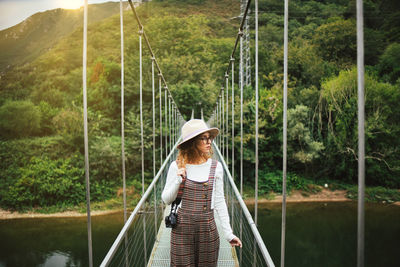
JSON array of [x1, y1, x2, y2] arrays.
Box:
[[162, 119, 242, 267]]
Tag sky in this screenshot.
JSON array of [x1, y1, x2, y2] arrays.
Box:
[[0, 0, 121, 30]]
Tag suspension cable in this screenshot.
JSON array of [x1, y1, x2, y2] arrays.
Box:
[[164, 88, 168, 159], [225, 73, 229, 165], [222, 87, 225, 158], [152, 58, 156, 178], [139, 28, 144, 195], [231, 58, 235, 179], [281, 0, 289, 266], [82, 0, 93, 266], [240, 29, 244, 196], [159, 73, 163, 165], [119, 0, 127, 224], [255, 0, 259, 227], [357, 0, 365, 266]]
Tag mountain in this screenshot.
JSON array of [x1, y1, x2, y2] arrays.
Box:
[[0, 1, 130, 73]]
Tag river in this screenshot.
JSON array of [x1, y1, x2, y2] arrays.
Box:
[[0, 202, 399, 266]]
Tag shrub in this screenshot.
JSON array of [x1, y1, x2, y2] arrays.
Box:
[[0, 100, 41, 139]]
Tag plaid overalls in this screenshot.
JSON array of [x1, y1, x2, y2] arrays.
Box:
[[170, 159, 219, 267]]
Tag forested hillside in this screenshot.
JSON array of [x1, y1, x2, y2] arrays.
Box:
[[0, 1, 129, 73], [0, 0, 399, 211]]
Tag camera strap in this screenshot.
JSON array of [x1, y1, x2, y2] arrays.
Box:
[[171, 173, 186, 209]]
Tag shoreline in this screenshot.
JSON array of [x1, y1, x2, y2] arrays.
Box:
[[244, 189, 351, 204], [0, 208, 123, 220], [1, 189, 398, 220]]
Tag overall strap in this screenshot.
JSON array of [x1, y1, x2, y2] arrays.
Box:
[[175, 161, 186, 205], [208, 159, 218, 185]]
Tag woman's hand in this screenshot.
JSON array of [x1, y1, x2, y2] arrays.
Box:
[[229, 237, 242, 248], [177, 168, 186, 182]]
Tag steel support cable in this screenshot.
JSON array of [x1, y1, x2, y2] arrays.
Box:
[[127, 0, 183, 116], [357, 0, 365, 266], [159, 74, 163, 165], [281, 0, 289, 266], [119, 0, 127, 225], [240, 31, 244, 196], [219, 96, 222, 147], [169, 95, 171, 153], [139, 28, 147, 267], [211, 0, 252, 134], [222, 88, 225, 158], [151, 57, 157, 249], [82, 1, 93, 266], [231, 58, 235, 179], [119, 3, 129, 266], [226, 73, 229, 164], [239, 29, 244, 266], [255, 0, 259, 227], [253, 1, 259, 266], [152, 58, 156, 178], [225, 74, 229, 165], [164, 89, 167, 159], [224, 0, 252, 79]]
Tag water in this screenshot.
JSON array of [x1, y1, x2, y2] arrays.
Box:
[[0, 212, 124, 267], [0, 202, 399, 267], [249, 202, 400, 267]]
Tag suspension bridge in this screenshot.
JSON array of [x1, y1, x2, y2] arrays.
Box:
[[79, 0, 368, 266]]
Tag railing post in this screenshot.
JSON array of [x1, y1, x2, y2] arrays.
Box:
[[281, 0, 289, 266], [357, 0, 365, 266], [82, 1, 93, 266]]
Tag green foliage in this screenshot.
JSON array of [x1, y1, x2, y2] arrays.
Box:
[[346, 186, 400, 203], [312, 18, 356, 68], [0, 100, 41, 139], [319, 68, 400, 186], [1, 0, 400, 210], [288, 105, 324, 165], [377, 43, 400, 83], [258, 170, 314, 195]]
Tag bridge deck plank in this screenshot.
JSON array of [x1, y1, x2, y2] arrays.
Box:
[[148, 205, 238, 267]]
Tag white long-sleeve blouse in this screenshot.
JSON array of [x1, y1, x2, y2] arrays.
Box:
[[161, 158, 236, 242]]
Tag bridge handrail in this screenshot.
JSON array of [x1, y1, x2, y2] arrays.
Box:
[[213, 143, 275, 267], [100, 138, 181, 267]]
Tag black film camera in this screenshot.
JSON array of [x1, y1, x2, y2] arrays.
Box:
[[165, 199, 180, 228]]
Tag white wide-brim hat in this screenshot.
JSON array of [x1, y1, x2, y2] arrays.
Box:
[[177, 119, 219, 149]]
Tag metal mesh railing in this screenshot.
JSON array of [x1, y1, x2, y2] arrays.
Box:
[[213, 143, 275, 267], [100, 142, 179, 267]]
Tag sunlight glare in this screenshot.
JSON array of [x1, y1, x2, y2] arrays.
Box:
[[59, 0, 83, 10]]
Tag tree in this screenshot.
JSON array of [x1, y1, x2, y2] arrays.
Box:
[[377, 43, 400, 84], [0, 100, 41, 139]]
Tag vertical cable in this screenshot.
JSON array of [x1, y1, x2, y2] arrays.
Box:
[[139, 27, 147, 267], [231, 58, 235, 180], [164, 88, 167, 159], [255, 0, 259, 227], [226, 73, 229, 164], [216, 101, 219, 146], [281, 1, 289, 266], [159, 74, 163, 165], [221, 87, 225, 158], [120, 0, 127, 225], [152, 58, 156, 177], [240, 31, 243, 196], [151, 58, 157, 244], [82, 1, 93, 266], [357, 0, 365, 266], [169, 95, 171, 153], [139, 28, 144, 195], [119, 3, 129, 266], [254, 1, 259, 265]]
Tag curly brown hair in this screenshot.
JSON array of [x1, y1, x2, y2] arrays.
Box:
[[176, 137, 213, 168]]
